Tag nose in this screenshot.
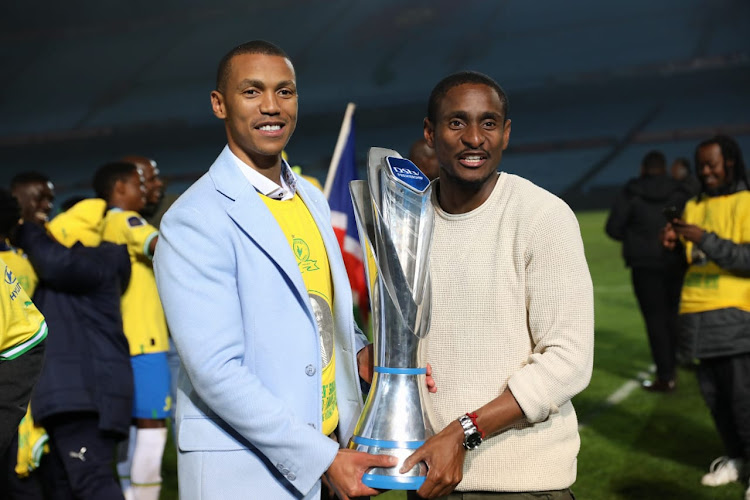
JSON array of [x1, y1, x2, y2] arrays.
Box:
[[259, 92, 281, 115], [461, 123, 484, 148]]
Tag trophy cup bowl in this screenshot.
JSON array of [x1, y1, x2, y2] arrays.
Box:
[[348, 147, 435, 490]]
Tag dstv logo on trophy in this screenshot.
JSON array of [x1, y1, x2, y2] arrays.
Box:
[[387, 157, 430, 193]]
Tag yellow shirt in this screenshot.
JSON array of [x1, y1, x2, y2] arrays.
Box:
[[0, 256, 47, 359], [0, 244, 38, 296], [101, 208, 168, 355], [680, 190, 750, 313], [260, 193, 339, 435]]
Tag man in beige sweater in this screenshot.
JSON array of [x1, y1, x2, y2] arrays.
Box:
[[402, 72, 595, 499]]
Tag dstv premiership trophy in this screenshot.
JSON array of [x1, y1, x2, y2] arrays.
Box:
[[348, 147, 435, 490]]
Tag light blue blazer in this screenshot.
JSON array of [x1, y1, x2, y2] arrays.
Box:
[[154, 146, 367, 499]]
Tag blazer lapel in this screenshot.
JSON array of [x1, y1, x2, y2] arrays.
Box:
[[297, 182, 353, 325], [209, 147, 313, 322]]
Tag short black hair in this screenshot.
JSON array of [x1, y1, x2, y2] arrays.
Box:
[[426, 71, 509, 123], [695, 134, 747, 194], [0, 188, 21, 237], [92, 162, 138, 201], [642, 150, 667, 174], [216, 40, 289, 92], [10, 171, 50, 192]]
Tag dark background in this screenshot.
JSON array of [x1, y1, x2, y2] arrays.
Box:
[[1, 0, 748, 209]]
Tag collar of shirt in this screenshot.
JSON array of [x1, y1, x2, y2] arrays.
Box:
[[229, 147, 297, 201]]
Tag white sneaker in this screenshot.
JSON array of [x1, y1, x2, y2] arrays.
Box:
[[701, 456, 742, 486]]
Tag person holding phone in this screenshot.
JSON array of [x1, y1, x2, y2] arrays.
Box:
[[661, 135, 750, 495], [606, 150, 692, 391]]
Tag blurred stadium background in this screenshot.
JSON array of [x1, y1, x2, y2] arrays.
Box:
[[1, 0, 748, 210]]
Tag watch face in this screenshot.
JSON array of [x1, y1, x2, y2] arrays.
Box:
[[465, 433, 482, 450]]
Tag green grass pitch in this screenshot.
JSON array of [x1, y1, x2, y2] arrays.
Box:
[[159, 210, 747, 499]]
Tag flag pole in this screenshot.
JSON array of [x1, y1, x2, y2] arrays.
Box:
[[323, 102, 356, 200]]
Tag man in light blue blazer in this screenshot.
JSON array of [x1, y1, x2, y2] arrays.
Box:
[[153, 40, 396, 499]]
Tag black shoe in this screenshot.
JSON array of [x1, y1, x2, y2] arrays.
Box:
[[642, 379, 675, 392]]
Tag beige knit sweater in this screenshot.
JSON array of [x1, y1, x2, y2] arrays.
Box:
[[423, 172, 594, 492]]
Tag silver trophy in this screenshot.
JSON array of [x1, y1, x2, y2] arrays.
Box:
[[348, 147, 435, 490]]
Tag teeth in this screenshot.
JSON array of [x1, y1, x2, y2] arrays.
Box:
[[464, 156, 482, 161], [259, 125, 281, 131]]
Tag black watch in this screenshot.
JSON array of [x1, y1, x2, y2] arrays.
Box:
[[458, 414, 483, 450]]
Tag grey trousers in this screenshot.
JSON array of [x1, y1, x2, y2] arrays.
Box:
[[408, 489, 575, 500]]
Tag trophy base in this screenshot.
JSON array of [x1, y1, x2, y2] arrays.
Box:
[[363, 473, 425, 490], [349, 436, 428, 491]]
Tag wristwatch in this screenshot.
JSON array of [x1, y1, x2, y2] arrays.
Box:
[[458, 414, 483, 450]]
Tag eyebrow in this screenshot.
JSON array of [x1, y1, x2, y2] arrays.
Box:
[[235, 79, 296, 90], [446, 110, 503, 121]]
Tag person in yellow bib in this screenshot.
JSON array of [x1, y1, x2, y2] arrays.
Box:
[[95, 161, 169, 500], [662, 135, 750, 497]]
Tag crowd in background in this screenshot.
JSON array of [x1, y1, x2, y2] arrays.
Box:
[[606, 135, 750, 494], [0, 158, 173, 500]]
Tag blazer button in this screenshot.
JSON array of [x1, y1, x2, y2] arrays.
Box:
[[305, 365, 316, 376], [287, 472, 296, 481]]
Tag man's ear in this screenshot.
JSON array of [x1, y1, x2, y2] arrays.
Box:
[[424, 118, 435, 148], [501, 119, 512, 151], [112, 178, 126, 199], [211, 90, 226, 119]]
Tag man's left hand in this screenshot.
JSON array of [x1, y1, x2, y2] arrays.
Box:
[[399, 420, 466, 499], [356, 346, 436, 393]]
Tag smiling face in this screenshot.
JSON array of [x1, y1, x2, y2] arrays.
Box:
[[13, 180, 55, 225], [211, 53, 297, 177], [128, 157, 163, 208], [696, 143, 730, 193], [425, 83, 510, 192]]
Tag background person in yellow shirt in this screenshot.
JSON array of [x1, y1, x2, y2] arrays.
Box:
[[0, 254, 46, 455], [0, 188, 48, 498], [662, 135, 750, 497], [94, 161, 169, 500]]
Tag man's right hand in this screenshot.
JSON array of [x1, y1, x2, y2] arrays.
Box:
[[660, 223, 678, 250], [325, 449, 397, 499]]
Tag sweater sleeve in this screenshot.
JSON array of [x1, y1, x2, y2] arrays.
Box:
[[507, 199, 595, 423], [698, 232, 750, 275]]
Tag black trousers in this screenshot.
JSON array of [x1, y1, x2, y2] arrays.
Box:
[[697, 353, 750, 461], [631, 267, 683, 382], [42, 412, 124, 500], [0, 430, 46, 500], [0, 344, 45, 455]]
